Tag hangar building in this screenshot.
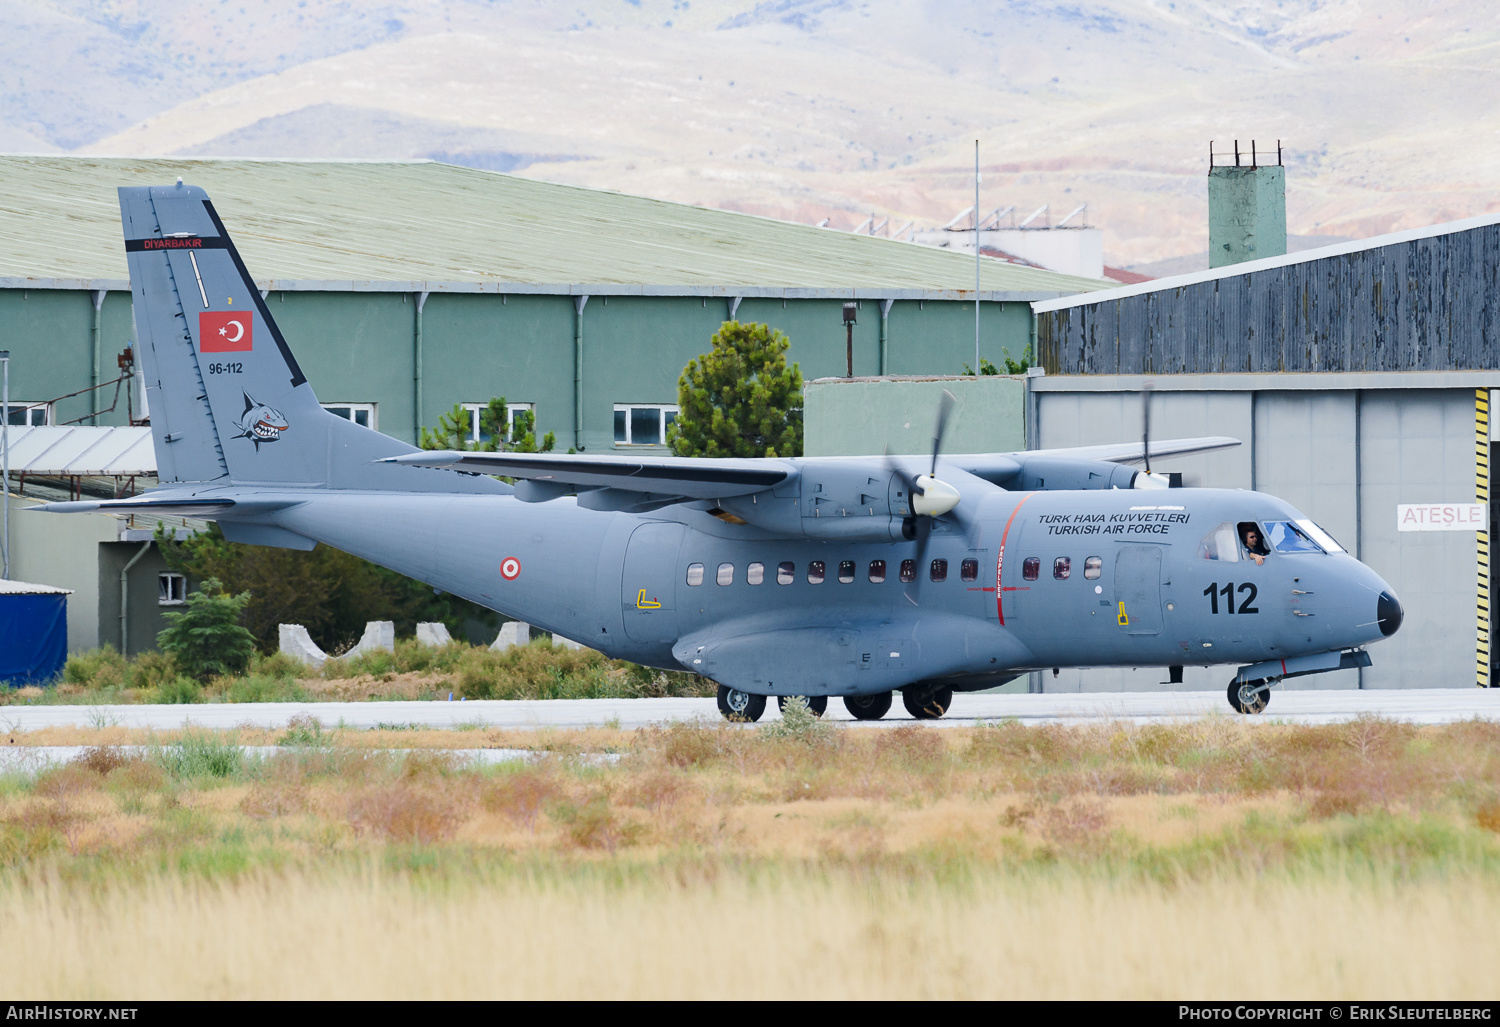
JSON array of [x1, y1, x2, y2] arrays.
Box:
[[0, 156, 1102, 452]]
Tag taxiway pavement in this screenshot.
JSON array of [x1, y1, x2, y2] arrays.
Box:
[[0, 688, 1493, 733]]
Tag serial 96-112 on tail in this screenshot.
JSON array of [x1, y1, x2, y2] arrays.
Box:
[[37, 181, 1404, 720]]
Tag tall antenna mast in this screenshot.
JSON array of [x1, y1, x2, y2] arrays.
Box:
[[974, 139, 981, 373]]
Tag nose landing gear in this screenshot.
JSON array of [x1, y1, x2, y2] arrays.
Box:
[[1227, 679, 1272, 715]]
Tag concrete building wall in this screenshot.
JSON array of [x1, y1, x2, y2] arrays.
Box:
[[804, 375, 1028, 457], [96, 541, 183, 658], [7, 496, 116, 651]]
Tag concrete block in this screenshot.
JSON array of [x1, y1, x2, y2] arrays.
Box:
[[344, 620, 395, 659], [278, 624, 327, 669], [416, 622, 454, 647], [490, 621, 530, 650], [551, 633, 587, 651]]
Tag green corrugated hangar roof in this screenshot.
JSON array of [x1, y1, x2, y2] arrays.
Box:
[[0, 156, 1106, 297]]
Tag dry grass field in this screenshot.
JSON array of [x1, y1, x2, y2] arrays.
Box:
[[1, 710, 1498, 999]]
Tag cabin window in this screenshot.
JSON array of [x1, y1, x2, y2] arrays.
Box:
[[777, 561, 795, 585], [838, 560, 856, 583], [1263, 521, 1323, 555], [899, 559, 916, 583], [1084, 556, 1102, 579], [158, 573, 187, 606], [808, 560, 825, 584], [747, 562, 765, 585], [717, 562, 735, 586], [960, 558, 978, 582], [686, 562, 705, 586], [930, 559, 948, 582], [1053, 557, 1071, 580], [868, 560, 886, 583], [1197, 522, 1241, 562], [1022, 557, 1040, 581]]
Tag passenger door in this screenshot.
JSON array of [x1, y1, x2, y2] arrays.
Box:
[[621, 522, 684, 642], [1114, 544, 1164, 635]]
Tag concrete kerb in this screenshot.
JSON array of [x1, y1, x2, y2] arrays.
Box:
[[280, 621, 395, 667], [491, 621, 530, 650]]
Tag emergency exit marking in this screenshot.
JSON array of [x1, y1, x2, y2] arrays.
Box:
[[1396, 504, 1487, 531]]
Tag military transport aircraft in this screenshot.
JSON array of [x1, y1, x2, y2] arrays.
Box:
[[38, 182, 1403, 720]]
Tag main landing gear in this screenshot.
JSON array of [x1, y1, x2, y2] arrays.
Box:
[[842, 691, 893, 721], [1227, 679, 1272, 715], [902, 684, 954, 720]]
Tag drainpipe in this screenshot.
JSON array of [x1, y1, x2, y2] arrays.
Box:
[[413, 290, 429, 444], [878, 299, 894, 375], [573, 295, 589, 450], [120, 540, 151, 656], [91, 290, 106, 425]]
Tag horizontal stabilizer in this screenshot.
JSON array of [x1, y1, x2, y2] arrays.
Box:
[[30, 495, 300, 517], [382, 452, 792, 500]]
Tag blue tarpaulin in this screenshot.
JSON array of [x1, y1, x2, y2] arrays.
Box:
[[0, 582, 71, 686]]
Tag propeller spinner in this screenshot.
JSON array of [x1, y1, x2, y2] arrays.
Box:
[[886, 389, 964, 605]]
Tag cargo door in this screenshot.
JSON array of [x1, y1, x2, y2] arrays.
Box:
[[621, 522, 684, 642]]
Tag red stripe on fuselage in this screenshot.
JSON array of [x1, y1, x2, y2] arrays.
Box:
[[996, 492, 1037, 626]]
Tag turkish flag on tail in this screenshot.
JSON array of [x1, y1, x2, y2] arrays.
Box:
[[200, 311, 252, 353]]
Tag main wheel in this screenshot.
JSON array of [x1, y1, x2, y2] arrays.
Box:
[[717, 685, 768, 722], [1227, 679, 1271, 715], [902, 685, 954, 720], [777, 695, 828, 717], [842, 692, 893, 721]]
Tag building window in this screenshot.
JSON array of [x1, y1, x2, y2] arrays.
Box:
[[322, 403, 377, 430], [777, 561, 795, 585], [747, 562, 765, 585], [4, 403, 50, 426], [460, 402, 533, 445], [960, 558, 978, 582], [717, 562, 735, 586], [613, 404, 679, 446], [158, 573, 187, 606], [686, 562, 704, 586]]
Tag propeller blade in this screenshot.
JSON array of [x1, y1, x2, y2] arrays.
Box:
[[1141, 382, 1153, 474], [930, 388, 956, 477], [904, 516, 933, 606]]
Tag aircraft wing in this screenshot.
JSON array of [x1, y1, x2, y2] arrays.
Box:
[[1018, 436, 1242, 466], [381, 451, 794, 501]]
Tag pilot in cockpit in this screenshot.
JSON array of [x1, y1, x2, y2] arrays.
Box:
[[1239, 523, 1269, 566]]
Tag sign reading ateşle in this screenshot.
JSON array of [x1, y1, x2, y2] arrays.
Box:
[[1396, 504, 1488, 532]]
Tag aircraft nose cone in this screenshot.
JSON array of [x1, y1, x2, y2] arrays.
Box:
[[1377, 590, 1403, 637]]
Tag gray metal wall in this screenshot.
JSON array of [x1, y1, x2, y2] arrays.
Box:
[[1038, 220, 1500, 375], [1035, 379, 1478, 691]]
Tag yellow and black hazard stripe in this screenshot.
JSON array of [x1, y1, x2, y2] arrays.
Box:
[[1477, 389, 1491, 688]]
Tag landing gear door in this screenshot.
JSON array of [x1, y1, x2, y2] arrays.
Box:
[[1114, 544, 1164, 636], [621, 522, 684, 643]]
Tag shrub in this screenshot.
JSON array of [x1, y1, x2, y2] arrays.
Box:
[[154, 676, 203, 705], [156, 732, 244, 780], [128, 650, 177, 691], [347, 784, 461, 843], [279, 714, 326, 748], [550, 792, 639, 852], [482, 765, 561, 830], [62, 647, 128, 689], [249, 651, 314, 680], [156, 578, 256, 681], [221, 673, 305, 704], [759, 696, 836, 748]]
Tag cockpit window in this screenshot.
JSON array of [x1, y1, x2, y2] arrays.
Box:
[[1264, 521, 1324, 554], [1239, 522, 1269, 558], [1197, 522, 1241, 562], [1298, 520, 1345, 553]]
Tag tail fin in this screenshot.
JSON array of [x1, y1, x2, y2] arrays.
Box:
[[120, 183, 504, 494]]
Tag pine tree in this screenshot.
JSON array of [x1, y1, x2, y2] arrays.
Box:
[[420, 397, 555, 453], [669, 321, 803, 458], [156, 577, 256, 681]]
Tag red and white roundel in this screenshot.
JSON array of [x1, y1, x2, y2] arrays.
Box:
[[500, 557, 522, 581]]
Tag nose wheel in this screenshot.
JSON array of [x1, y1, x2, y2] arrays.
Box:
[[717, 685, 767, 722], [1228, 679, 1272, 715]]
